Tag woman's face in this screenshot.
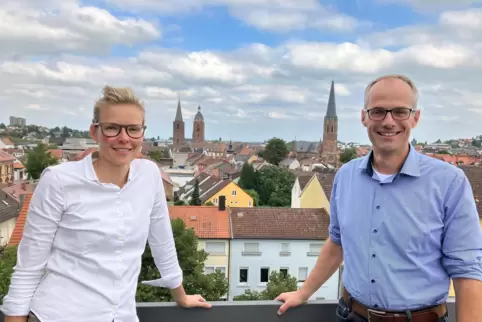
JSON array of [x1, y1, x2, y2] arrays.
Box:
[[90, 104, 144, 167]]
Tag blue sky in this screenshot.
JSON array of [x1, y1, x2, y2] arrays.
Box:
[[1, 0, 481, 143]]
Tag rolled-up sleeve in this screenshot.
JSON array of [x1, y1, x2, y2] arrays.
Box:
[[328, 174, 342, 246], [147, 168, 183, 289], [1, 167, 64, 317], [442, 171, 482, 280]]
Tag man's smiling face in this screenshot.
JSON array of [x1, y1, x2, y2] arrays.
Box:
[[361, 77, 421, 155]]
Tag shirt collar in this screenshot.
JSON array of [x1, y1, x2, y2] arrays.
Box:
[[83, 151, 135, 183], [358, 144, 420, 178]]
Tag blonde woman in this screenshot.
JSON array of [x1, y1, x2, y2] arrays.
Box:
[[2, 86, 211, 322]]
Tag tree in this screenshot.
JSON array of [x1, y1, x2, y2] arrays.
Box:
[[339, 147, 357, 164], [233, 271, 298, 301], [0, 123, 6, 129], [25, 143, 59, 180], [189, 179, 202, 206], [0, 245, 18, 302], [261, 138, 289, 166], [148, 150, 163, 163], [244, 189, 259, 206], [238, 163, 256, 190], [253, 166, 295, 207], [136, 218, 228, 302]]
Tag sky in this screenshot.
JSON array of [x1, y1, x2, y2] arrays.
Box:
[[1, 0, 482, 144]]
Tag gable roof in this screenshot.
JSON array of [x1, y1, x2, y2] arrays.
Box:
[[459, 165, 482, 217], [230, 207, 330, 240], [0, 192, 19, 223], [0, 150, 15, 163], [315, 172, 336, 201], [297, 173, 313, 191], [168, 206, 230, 239], [200, 179, 232, 203], [9, 193, 32, 246]]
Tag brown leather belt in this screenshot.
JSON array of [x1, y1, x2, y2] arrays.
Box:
[[342, 288, 447, 322]]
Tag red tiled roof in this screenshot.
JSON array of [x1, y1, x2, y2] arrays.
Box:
[[316, 172, 336, 201], [0, 150, 15, 163], [230, 207, 330, 240], [459, 165, 482, 218], [1, 137, 14, 146], [9, 193, 32, 246], [13, 163, 24, 169], [168, 206, 230, 239], [48, 149, 64, 160]]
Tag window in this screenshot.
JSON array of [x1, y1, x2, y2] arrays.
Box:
[[205, 266, 215, 274], [242, 242, 261, 256], [232, 190, 237, 196], [280, 268, 288, 277], [239, 268, 248, 283], [248, 201, 252, 207], [260, 267, 269, 283], [308, 243, 322, 256], [280, 243, 290, 256], [205, 242, 225, 255], [298, 267, 308, 282], [216, 267, 226, 277], [213, 198, 218, 205]]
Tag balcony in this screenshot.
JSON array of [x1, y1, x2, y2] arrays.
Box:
[[0, 299, 456, 321]]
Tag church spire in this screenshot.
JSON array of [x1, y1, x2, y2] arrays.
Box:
[[326, 80, 337, 119], [175, 93, 183, 122]]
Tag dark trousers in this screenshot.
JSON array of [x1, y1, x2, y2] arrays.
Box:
[[335, 298, 449, 322]]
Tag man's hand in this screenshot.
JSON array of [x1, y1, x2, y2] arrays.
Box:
[[275, 290, 308, 315], [176, 294, 212, 309]]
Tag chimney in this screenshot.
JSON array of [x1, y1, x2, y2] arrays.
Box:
[[218, 195, 226, 211]]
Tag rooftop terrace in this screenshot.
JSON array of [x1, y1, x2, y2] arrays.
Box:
[[0, 299, 457, 321]]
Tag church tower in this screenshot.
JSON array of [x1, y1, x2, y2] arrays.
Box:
[[173, 96, 185, 146], [321, 81, 339, 167], [192, 106, 205, 143]]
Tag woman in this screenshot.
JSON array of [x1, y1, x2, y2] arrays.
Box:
[[2, 86, 211, 322]]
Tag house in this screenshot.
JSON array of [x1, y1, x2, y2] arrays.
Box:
[[279, 158, 300, 170], [228, 207, 339, 301], [0, 151, 15, 184], [168, 203, 231, 298], [0, 138, 15, 149], [0, 192, 20, 246], [291, 172, 335, 212], [161, 171, 174, 201], [178, 173, 253, 207]]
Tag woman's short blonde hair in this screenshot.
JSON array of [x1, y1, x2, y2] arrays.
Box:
[[93, 86, 145, 123]]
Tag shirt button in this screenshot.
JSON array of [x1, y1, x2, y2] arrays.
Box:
[[373, 229, 378, 233], [371, 279, 375, 283], [374, 304, 379, 308], [376, 205, 380, 209], [372, 254, 376, 258]]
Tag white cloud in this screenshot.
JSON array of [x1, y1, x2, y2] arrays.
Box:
[[0, 1, 481, 143], [103, 0, 364, 33], [0, 0, 160, 58]]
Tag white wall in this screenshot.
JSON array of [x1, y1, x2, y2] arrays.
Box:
[[291, 179, 301, 208], [229, 239, 339, 301]]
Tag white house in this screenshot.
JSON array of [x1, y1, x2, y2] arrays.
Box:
[[291, 173, 314, 208], [279, 158, 300, 170], [228, 207, 339, 301]]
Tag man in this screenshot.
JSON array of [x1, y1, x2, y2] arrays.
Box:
[[275, 75, 482, 321]]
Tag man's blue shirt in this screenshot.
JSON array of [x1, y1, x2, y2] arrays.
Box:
[[329, 144, 482, 310]]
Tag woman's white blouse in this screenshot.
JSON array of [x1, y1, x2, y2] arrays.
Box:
[[1, 153, 182, 322]]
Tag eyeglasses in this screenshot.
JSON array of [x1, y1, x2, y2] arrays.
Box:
[[93, 122, 146, 139], [366, 107, 414, 121]]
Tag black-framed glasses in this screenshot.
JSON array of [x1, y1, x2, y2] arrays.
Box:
[[366, 107, 414, 121], [93, 122, 146, 139]]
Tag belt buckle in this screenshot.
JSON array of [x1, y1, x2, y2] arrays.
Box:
[[367, 308, 387, 322]]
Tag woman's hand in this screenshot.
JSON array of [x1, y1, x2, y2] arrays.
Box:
[[177, 294, 212, 309]]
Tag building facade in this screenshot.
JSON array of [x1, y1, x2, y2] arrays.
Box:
[[0, 151, 15, 184], [173, 99, 185, 146], [228, 207, 339, 301], [192, 106, 205, 144]]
